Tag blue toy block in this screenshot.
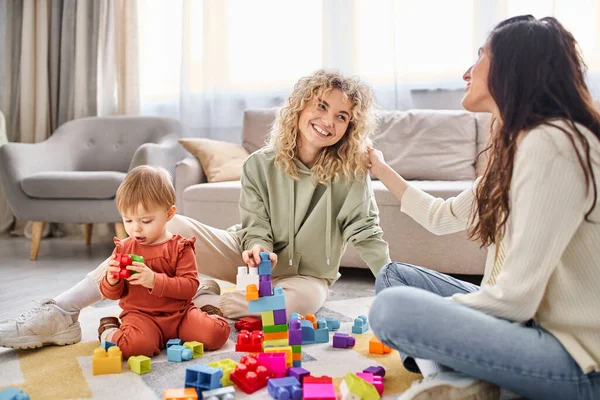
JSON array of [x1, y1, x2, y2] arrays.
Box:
[[351, 315, 369, 334], [289, 319, 303, 345], [268, 376, 302, 400], [325, 318, 340, 331], [314, 319, 329, 343], [201, 386, 236, 399], [0, 388, 30, 400], [258, 251, 273, 276], [289, 312, 301, 321], [300, 319, 315, 344], [185, 365, 223, 396], [168, 344, 193, 362], [248, 286, 285, 313], [167, 338, 183, 348], [99, 341, 116, 350], [292, 360, 302, 368]]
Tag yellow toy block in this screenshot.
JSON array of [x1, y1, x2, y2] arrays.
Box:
[[261, 310, 275, 326], [340, 372, 380, 400], [183, 341, 204, 358], [263, 338, 289, 348], [163, 387, 198, 400], [246, 284, 259, 301], [92, 346, 122, 375], [264, 345, 292, 367], [128, 355, 152, 374], [208, 358, 238, 387]]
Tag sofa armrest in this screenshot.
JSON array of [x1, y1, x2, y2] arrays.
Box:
[[128, 133, 186, 178], [175, 156, 207, 212]]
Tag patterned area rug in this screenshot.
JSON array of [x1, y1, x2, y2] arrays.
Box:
[[0, 282, 421, 400]]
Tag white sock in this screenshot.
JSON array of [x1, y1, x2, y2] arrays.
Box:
[[415, 358, 451, 377], [55, 276, 103, 314], [192, 294, 221, 308], [100, 327, 118, 343]]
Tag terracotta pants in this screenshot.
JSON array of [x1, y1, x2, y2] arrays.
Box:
[[88, 214, 330, 319], [112, 305, 230, 358]]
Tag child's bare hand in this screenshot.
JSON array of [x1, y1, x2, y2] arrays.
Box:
[[126, 262, 156, 289], [242, 245, 277, 269], [106, 254, 120, 286]]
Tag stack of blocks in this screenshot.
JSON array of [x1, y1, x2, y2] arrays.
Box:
[[245, 252, 302, 368]]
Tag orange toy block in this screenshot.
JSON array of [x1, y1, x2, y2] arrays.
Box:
[[292, 352, 302, 361], [305, 314, 317, 329], [264, 331, 289, 341], [369, 336, 392, 354], [163, 388, 198, 400], [264, 346, 292, 367], [246, 284, 259, 301], [92, 346, 122, 375]]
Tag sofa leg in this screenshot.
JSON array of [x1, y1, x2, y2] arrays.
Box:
[[83, 223, 93, 245], [30, 221, 44, 261], [114, 222, 127, 239]]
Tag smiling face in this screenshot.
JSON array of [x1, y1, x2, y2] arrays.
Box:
[[296, 88, 352, 162], [462, 45, 498, 114], [121, 204, 176, 245]]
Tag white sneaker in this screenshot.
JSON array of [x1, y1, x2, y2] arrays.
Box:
[[0, 299, 82, 349], [399, 372, 501, 400]]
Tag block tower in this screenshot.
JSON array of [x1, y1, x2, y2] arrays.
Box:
[[246, 252, 301, 368]]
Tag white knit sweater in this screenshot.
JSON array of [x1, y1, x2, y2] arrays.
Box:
[[400, 121, 600, 373]]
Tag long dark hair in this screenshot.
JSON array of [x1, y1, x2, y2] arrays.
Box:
[[470, 15, 600, 246]]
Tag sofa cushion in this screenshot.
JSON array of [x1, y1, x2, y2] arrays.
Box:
[[375, 110, 477, 181], [242, 108, 278, 153], [178, 138, 249, 183], [21, 171, 126, 199]]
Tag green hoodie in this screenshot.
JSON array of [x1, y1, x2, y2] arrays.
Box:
[[231, 148, 391, 284]]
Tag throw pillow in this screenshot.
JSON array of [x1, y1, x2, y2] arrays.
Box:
[[178, 138, 250, 183]]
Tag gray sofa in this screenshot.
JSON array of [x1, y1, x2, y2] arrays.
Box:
[[176, 109, 492, 275]]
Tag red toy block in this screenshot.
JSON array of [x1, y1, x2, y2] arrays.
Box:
[[230, 354, 269, 394], [111, 253, 143, 279], [304, 376, 332, 384], [234, 316, 262, 332], [235, 329, 264, 353]]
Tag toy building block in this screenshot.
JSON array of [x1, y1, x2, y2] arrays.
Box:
[[0, 388, 30, 400], [305, 314, 317, 329], [111, 253, 143, 279], [300, 320, 315, 344], [351, 315, 369, 334], [168, 345, 193, 362], [92, 346, 122, 375], [263, 338, 290, 348], [236, 329, 264, 352], [264, 346, 293, 367], [248, 286, 286, 313], [369, 337, 392, 354], [245, 284, 259, 301], [289, 319, 302, 345], [363, 365, 386, 377], [201, 386, 236, 400], [273, 308, 287, 325], [128, 355, 152, 374], [314, 319, 329, 343], [357, 372, 383, 395], [325, 318, 340, 331], [268, 376, 302, 400], [289, 312, 301, 321], [167, 338, 183, 348], [340, 372, 379, 400], [264, 330, 289, 341], [263, 323, 288, 334], [163, 388, 198, 400], [261, 310, 275, 326], [234, 316, 262, 332], [230, 354, 269, 394], [208, 359, 238, 387], [303, 376, 336, 400], [184, 341, 204, 358], [99, 340, 117, 350], [258, 251, 272, 275], [332, 333, 356, 349], [286, 366, 310, 383], [259, 274, 273, 297], [236, 266, 259, 291], [185, 365, 223, 396], [258, 352, 287, 378]]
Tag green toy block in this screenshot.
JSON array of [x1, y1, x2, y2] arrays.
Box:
[[128, 355, 151, 375], [183, 341, 204, 358], [291, 345, 302, 353], [340, 372, 379, 400], [208, 358, 238, 387], [263, 323, 289, 334]]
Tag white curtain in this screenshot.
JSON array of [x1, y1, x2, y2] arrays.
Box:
[[138, 0, 600, 142]]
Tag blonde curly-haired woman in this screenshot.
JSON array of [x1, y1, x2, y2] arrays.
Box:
[[0, 69, 390, 349]]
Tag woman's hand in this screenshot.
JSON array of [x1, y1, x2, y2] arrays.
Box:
[[105, 254, 121, 286], [242, 244, 278, 269], [367, 146, 387, 179], [126, 262, 156, 289]]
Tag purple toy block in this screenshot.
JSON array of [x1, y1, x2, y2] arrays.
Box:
[[268, 376, 302, 400], [289, 319, 303, 345], [332, 333, 355, 349], [273, 308, 287, 325], [260, 275, 271, 282], [363, 365, 386, 377], [287, 367, 310, 383], [259, 279, 272, 297]]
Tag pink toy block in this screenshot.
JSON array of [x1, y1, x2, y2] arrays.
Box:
[[303, 377, 336, 400], [332, 333, 355, 348], [363, 365, 386, 377], [357, 372, 384, 395], [257, 352, 287, 378], [273, 308, 287, 325], [289, 319, 303, 345]]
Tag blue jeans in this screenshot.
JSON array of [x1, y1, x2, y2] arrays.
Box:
[[369, 262, 600, 400]]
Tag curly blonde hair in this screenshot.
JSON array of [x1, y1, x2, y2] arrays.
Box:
[[269, 69, 376, 184]]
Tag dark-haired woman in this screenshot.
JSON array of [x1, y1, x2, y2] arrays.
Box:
[[368, 15, 600, 400]]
